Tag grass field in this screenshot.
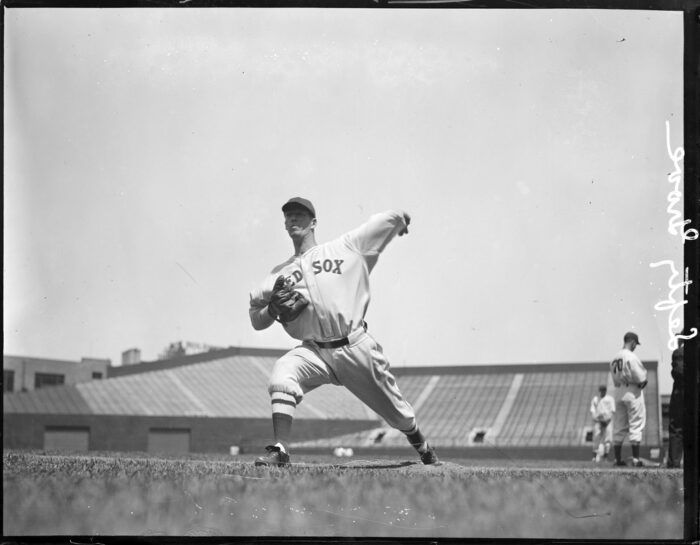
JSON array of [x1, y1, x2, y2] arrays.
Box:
[[3, 449, 683, 539]]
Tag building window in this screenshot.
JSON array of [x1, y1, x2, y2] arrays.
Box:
[[34, 373, 65, 389], [92, 372, 103, 380], [3, 370, 15, 392]]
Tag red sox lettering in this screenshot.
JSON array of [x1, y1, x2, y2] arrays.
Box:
[[281, 259, 345, 287], [312, 259, 344, 275]]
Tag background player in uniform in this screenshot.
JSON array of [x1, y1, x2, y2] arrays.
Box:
[[589, 384, 615, 462], [248, 197, 438, 467], [666, 332, 685, 468], [610, 331, 648, 467]]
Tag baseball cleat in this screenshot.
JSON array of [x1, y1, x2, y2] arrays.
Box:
[[614, 460, 627, 467], [420, 445, 439, 465], [632, 459, 644, 467], [254, 445, 290, 467]]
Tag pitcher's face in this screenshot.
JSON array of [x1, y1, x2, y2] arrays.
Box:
[[284, 207, 315, 238]]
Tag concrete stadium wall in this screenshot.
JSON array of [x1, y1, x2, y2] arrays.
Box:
[[3, 413, 666, 462], [2, 413, 379, 454]]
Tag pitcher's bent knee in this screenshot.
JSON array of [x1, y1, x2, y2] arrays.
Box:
[[267, 356, 304, 403], [267, 381, 303, 404]]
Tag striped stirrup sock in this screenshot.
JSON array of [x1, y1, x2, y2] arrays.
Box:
[[403, 425, 428, 453], [271, 392, 297, 452]]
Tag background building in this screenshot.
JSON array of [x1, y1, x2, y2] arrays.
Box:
[[3, 355, 110, 393], [121, 348, 142, 366], [157, 341, 225, 361]]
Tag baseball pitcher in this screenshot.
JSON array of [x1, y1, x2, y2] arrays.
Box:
[[248, 197, 438, 467], [610, 331, 647, 467]]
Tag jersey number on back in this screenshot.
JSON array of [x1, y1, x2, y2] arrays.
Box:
[[611, 358, 624, 374]]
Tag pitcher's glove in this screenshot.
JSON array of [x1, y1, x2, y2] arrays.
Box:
[[268, 275, 308, 323]]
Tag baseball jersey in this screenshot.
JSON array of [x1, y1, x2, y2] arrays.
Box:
[[249, 210, 408, 342], [610, 348, 647, 387], [590, 394, 615, 421]]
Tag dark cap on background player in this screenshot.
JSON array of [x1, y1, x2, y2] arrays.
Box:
[[282, 197, 316, 218], [623, 331, 641, 345]]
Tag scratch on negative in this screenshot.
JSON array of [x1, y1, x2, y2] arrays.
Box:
[[176, 262, 199, 285]]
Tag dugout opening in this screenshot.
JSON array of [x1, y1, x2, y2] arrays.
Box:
[[470, 428, 487, 444]]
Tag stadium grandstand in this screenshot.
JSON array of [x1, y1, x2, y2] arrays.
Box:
[[295, 363, 662, 460], [3, 347, 662, 461]]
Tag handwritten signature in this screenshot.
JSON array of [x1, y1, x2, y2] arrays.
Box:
[[650, 121, 698, 350], [649, 259, 697, 350], [664, 121, 698, 241]]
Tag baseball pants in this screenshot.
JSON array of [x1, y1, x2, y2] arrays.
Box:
[[267, 328, 417, 433], [613, 386, 646, 443], [593, 420, 612, 450]]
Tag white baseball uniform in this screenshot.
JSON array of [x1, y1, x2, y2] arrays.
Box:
[[249, 210, 417, 432], [610, 348, 647, 443], [590, 393, 615, 451]]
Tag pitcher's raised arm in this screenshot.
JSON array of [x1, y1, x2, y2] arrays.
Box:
[[343, 210, 410, 259]]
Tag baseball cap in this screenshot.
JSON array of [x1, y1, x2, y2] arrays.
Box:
[[282, 197, 315, 218], [624, 331, 641, 344]]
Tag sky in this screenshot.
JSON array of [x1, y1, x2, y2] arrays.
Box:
[[3, 7, 689, 395]]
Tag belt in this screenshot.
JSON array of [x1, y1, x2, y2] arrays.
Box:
[[315, 338, 349, 349], [313, 322, 368, 349]]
